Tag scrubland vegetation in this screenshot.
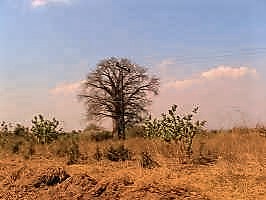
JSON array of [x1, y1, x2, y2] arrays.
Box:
[[1, 58, 265, 199], [0, 113, 265, 199]]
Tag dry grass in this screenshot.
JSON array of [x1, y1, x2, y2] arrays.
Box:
[[0, 129, 265, 199]]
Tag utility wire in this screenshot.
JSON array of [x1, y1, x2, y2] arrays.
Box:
[[169, 47, 266, 65]]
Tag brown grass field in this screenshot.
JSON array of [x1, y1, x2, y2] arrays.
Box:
[[0, 128, 265, 200]]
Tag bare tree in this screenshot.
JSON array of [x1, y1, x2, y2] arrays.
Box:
[[78, 57, 160, 139]]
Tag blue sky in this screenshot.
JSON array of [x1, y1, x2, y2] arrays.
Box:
[[1, 0, 266, 130]]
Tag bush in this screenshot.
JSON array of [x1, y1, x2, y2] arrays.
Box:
[[31, 114, 64, 144], [84, 124, 102, 132], [54, 134, 80, 164], [0, 121, 33, 155], [0, 121, 12, 134], [144, 105, 206, 160], [126, 125, 146, 138], [93, 146, 103, 161], [13, 124, 29, 137], [140, 151, 159, 169], [11, 141, 23, 154], [90, 130, 113, 142], [256, 124, 266, 137], [105, 144, 131, 162], [23, 144, 35, 160], [70, 130, 82, 134], [66, 141, 80, 165]]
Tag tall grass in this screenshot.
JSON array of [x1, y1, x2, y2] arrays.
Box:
[[1, 126, 265, 168]]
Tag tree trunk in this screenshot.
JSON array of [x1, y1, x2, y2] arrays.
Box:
[[118, 117, 126, 140], [112, 118, 118, 138]]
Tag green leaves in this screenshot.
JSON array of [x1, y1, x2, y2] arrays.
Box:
[[144, 105, 207, 157], [31, 115, 64, 144]]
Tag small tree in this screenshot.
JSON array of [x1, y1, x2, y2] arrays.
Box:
[[79, 57, 159, 139], [144, 105, 206, 160], [31, 114, 64, 144]]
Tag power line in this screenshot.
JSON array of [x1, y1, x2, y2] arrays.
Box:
[[170, 47, 266, 65]]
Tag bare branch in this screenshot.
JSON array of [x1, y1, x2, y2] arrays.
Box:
[[78, 57, 160, 139]]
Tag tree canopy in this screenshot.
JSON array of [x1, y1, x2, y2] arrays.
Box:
[[78, 57, 160, 139]]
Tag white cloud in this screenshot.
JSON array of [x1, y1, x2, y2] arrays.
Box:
[[153, 65, 263, 129], [201, 66, 257, 80], [31, 0, 71, 7], [166, 66, 258, 90], [50, 80, 85, 95], [165, 78, 199, 90]]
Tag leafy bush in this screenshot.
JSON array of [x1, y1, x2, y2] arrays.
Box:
[[105, 144, 131, 161], [31, 114, 64, 144], [144, 105, 206, 160]]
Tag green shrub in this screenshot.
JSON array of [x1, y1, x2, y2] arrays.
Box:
[[144, 105, 206, 160], [105, 144, 131, 161], [31, 114, 64, 144]]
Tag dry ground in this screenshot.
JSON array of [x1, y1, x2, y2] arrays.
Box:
[[0, 129, 265, 200]]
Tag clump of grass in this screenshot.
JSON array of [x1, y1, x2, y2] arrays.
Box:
[[11, 141, 23, 154], [66, 141, 80, 165], [105, 144, 131, 162], [256, 124, 266, 137], [33, 167, 70, 188], [140, 151, 159, 169], [192, 141, 218, 165], [126, 125, 145, 138], [90, 130, 113, 142], [53, 134, 80, 165], [23, 144, 35, 160], [93, 145, 103, 161]]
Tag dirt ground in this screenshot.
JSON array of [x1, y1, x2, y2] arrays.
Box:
[[0, 153, 265, 200], [0, 130, 266, 200]]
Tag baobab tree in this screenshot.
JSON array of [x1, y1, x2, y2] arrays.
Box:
[[78, 57, 160, 139]]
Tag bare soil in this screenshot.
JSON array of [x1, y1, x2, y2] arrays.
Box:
[[0, 131, 265, 200]]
